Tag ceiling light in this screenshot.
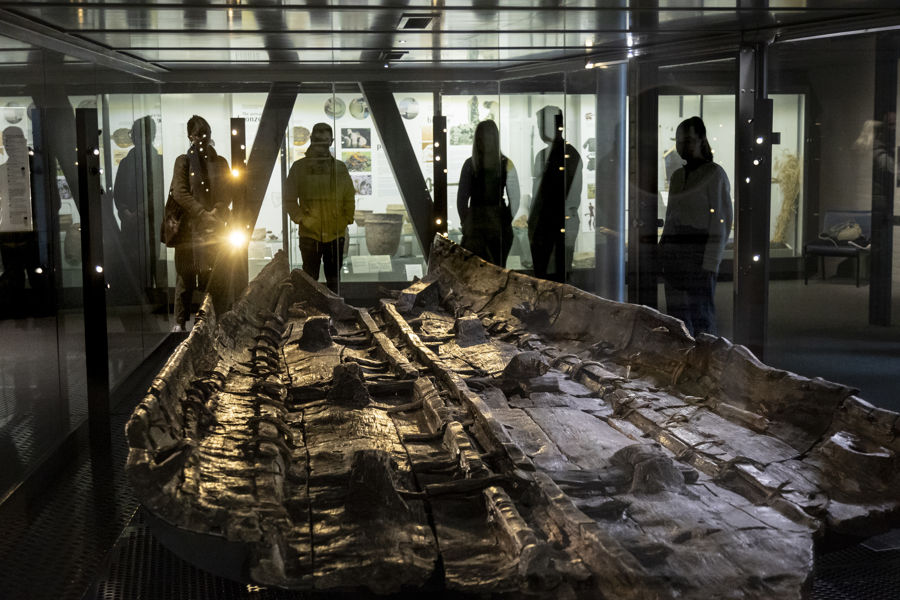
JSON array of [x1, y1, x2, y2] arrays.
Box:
[[398, 13, 435, 30], [378, 50, 407, 62]]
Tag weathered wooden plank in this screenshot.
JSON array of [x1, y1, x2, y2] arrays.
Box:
[[356, 307, 419, 379], [302, 401, 437, 593], [525, 408, 635, 470], [489, 407, 576, 472]]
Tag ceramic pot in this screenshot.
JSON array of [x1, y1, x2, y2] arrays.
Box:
[[365, 213, 403, 256]]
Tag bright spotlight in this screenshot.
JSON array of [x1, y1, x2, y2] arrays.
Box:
[[228, 229, 248, 248]]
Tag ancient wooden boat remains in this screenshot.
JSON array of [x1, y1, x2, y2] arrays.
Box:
[[126, 235, 900, 598]]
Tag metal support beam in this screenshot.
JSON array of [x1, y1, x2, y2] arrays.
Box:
[[0, 10, 165, 81], [243, 83, 296, 234], [594, 64, 627, 302], [733, 43, 773, 358], [28, 108, 52, 280], [868, 32, 899, 326], [44, 106, 80, 211], [628, 59, 659, 308], [361, 81, 434, 259], [433, 115, 448, 237], [230, 117, 249, 293], [75, 108, 110, 448]]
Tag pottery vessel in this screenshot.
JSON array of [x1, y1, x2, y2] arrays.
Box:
[[365, 213, 403, 255]]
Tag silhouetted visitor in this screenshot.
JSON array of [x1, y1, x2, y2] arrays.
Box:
[[114, 116, 164, 301], [658, 116, 733, 336], [170, 115, 232, 332], [283, 122, 355, 293], [528, 106, 583, 282], [456, 119, 520, 267]]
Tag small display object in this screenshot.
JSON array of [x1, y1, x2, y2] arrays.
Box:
[[399, 97, 420, 120], [342, 151, 371, 172], [292, 126, 310, 145], [324, 97, 346, 118], [349, 97, 369, 120], [341, 128, 370, 149]]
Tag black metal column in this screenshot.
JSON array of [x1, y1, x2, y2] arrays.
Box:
[[869, 32, 899, 326], [361, 81, 434, 259], [76, 108, 110, 448], [594, 64, 627, 302], [733, 43, 773, 358], [628, 59, 659, 308], [433, 114, 448, 237], [230, 117, 249, 293], [244, 83, 296, 232]]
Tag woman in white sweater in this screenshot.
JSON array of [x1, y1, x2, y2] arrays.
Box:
[[658, 116, 733, 336]]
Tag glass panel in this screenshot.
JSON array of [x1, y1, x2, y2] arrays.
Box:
[[232, 92, 281, 282], [102, 92, 168, 389], [387, 90, 433, 282], [566, 65, 628, 300], [0, 48, 87, 499], [563, 76, 595, 286], [498, 75, 568, 280], [767, 35, 900, 412]]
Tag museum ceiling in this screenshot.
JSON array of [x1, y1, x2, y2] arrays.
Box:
[[0, 1, 898, 84]]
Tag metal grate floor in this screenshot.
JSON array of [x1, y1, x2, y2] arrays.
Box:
[[0, 408, 137, 600], [812, 543, 900, 600], [85, 509, 465, 600], [88, 510, 310, 600], [78, 506, 900, 600]]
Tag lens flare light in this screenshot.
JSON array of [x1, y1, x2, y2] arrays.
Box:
[[228, 229, 248, 249]]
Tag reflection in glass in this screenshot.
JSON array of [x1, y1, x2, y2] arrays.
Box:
[[529, 106, 583, 282], [109, 116, 164, 308], [0, 125, 47, 311]]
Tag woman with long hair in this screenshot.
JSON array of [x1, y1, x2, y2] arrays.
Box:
[[169, 115, 232, 331], [456, 119, 520, 267]]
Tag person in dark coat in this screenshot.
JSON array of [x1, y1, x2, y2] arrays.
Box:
[[169, 115, 232, 331], [658, 116, 733, 336], [113, 116, 164, 299], [283, 122, 355, 293], [456, 119, 520, 267], [528, 106, 583, 282]]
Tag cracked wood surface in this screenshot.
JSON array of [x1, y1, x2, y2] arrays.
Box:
[[126, 240, 900, 598]]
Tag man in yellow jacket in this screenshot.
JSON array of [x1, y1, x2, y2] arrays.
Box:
[[283, 122, 355, 293]]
